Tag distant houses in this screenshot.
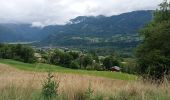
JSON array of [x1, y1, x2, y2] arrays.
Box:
[[110, 66, 121, 72], [34, 53, 42, 62]]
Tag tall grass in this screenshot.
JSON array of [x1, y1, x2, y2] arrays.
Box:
[[0, 62, 170, 100], [0, 80, 170, 100]]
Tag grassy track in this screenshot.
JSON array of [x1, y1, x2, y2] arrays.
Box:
[[0, 59, 137, 80]]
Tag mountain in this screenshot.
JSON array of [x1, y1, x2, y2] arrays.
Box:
[[40, 10, 153, 45], [0, 10, 153, 55], [0, 24, 42, 42], [0, 23, 65, 42], [0, 10, 152, 43], [0, 24, 24, 42]]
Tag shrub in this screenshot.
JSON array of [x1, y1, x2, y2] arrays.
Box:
[[42, 72, 59, 100], [121, 59, 138, 74], [103, 56, 120, 70], [70, 61, 79, 69], [85, 83, 94, 100], [0, 44, 36, 63], [93, 63, 103, 71]]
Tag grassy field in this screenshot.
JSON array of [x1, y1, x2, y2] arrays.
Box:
[[0, 59, 137, 81], [0, 60, 170, 100]]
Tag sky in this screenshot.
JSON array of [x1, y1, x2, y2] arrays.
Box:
[[0, 0, 164, 27]]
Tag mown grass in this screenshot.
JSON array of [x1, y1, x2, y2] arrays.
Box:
[[0, 59, 137, 80]]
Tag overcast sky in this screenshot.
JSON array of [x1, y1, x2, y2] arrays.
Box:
[[0, 0, 164, 27]]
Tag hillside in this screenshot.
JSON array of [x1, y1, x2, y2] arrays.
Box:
[[0, 59, 136, 80], [40, 10, 152, 45], [0, 24, 42, 42], [0, 10, 153, 56], [0, 24, 25, 42], [0, 10, 152, 43], [36, 10, 153, 56]]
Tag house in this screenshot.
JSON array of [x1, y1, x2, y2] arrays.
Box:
[[111, 66, 121, 72]]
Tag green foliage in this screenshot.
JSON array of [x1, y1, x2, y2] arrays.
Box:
[[136, 0, 170, 81], [50, 49, 74, 67], [154, 0, 170, 23], [121, 59, 138, 74], [93, 63, 103, 71], [42, 72, 59, 100], [0, 44, 36, 63], [82, 55, 93, 69], [103, 55, 120, 70], [69, 51, 79, 59], [50, 49, 63, 65], [70, 61, 79, 69], [85, 83, 94, 100], [90, 51, 99, 63], [40, 48, 121, 71], [60, 53, 73, 67]]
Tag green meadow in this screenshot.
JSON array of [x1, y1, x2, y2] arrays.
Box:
[[0, 59, 137, 81]]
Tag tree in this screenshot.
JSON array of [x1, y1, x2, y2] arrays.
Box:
[[70, 61, 79, 69], [103, 56, 120, 70], [42, 72, 59, 100], [93, 63, 103, 71], [60, 53, 73, 67], [82, 55, 93, 69], [90, 51, 99, 63], [21, 47, 36, 63], [0, 44, 36, 63], [136, 0, 170, 81], [69, 51, 79, 60], [50, 49, 63, 65]]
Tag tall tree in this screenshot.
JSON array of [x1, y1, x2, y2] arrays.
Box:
[[103, 56, 120, 70], [136, 0, 170, 81]]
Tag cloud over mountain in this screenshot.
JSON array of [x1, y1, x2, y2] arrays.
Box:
[[0, 0, 163, 27]]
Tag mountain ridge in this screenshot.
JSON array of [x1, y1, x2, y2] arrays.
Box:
[[40, 10, 153, 45], [0, 10, 153, 44]]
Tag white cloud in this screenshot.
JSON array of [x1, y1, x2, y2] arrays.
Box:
[[0, 0, 164, 26]]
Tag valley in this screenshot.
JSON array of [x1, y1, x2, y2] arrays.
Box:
[[0, 0, 170, 99]]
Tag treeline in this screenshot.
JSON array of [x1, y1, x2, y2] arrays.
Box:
[[120, 0, 170, 82], [38, 49, 121, 71], [135, 0, 170, 82], [0, 43, 121, 71], [0, 44, 36, 63]]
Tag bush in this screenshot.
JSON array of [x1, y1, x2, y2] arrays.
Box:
[[93, 63, 103, 71], [42, 72, 59, 100], [121, 59, 138, 74], [0, 44, 36, 63], [70, 61, 79, 69], [103, 56, 120, 70], [85, 83, 94, 100]]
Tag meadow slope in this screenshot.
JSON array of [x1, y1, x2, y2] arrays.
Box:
[[0, 59, 136, 80], [0, 59, 170, 100]]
